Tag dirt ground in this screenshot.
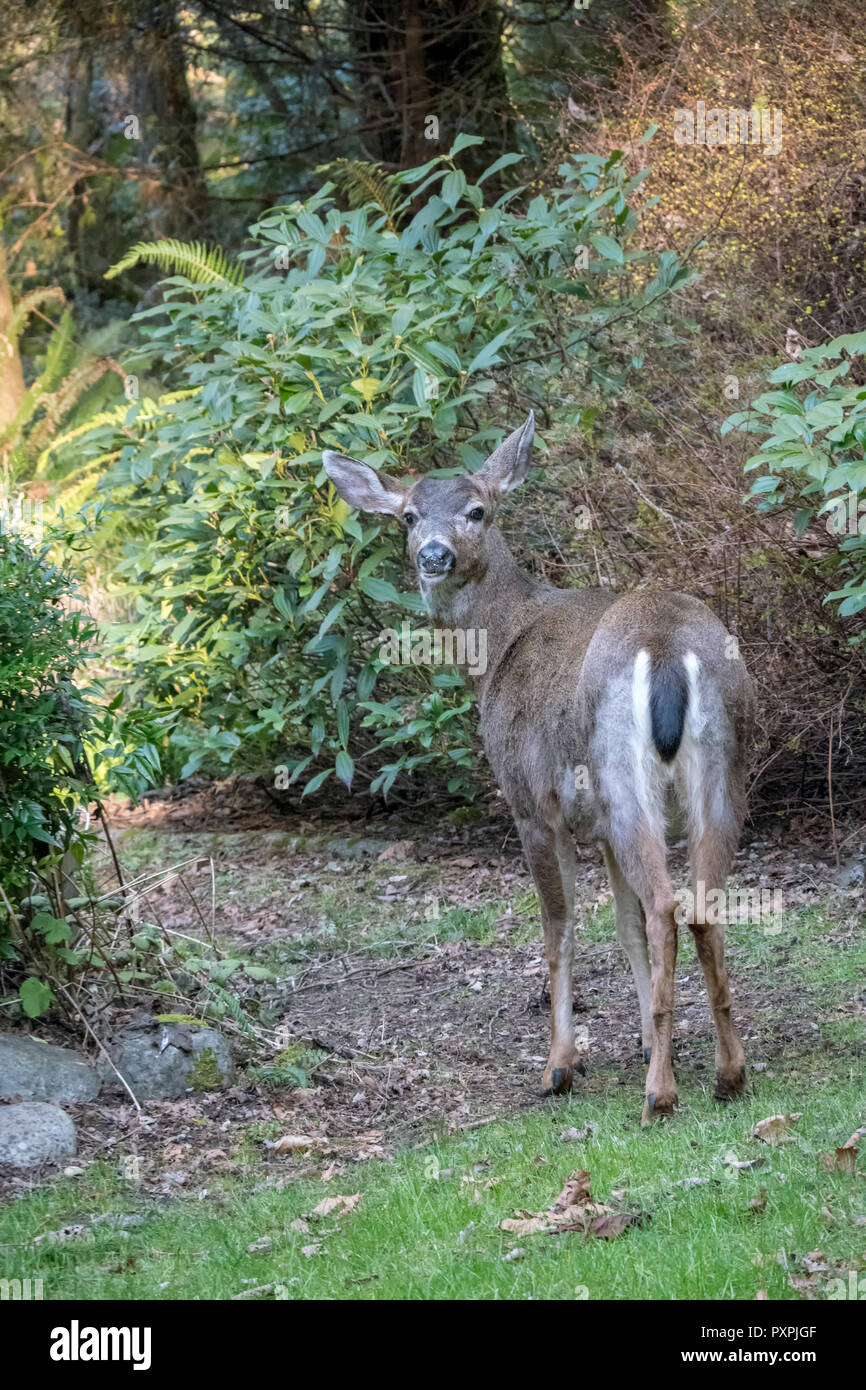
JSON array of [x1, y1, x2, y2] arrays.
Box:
[[2, 779, 863, 1200]]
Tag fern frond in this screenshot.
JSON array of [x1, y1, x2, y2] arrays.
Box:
[[7, 287, 66, 343], [27, 359, 114, 454], [36, 389, 200, 475], [321, 159, 402, 232], [105, 239, 245, 288]]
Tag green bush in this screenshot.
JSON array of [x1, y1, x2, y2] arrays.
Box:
[[0, 525, 163, 1015], [0, 529, 96, 899], [70, 137, 691, 798], [724, 329, 866, 619]]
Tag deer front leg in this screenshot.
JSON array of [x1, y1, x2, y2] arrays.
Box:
[[518, 819, 581, 1096]]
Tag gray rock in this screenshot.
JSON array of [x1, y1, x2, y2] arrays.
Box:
[[0, 1101, 77, 1168], [326, 836, 393, 859], [833, 857, 865, 889], [97, 1023, 233, 1099], [0, 1034, 101, 1103]]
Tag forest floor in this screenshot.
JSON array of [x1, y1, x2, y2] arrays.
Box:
[[1, 782, 864, 1300]]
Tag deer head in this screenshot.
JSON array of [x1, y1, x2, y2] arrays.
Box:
[[322, 411, 535, 602]]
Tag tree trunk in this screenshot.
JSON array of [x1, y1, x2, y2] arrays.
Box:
[[353, 0, 512, 173], [125, 0, 209, 237]]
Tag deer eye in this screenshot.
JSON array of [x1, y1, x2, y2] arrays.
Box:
[[467, 506, 485, 522], [403, 511, 417, 528]]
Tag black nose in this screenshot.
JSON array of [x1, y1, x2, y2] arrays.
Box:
[[417, 541, 455, 576]]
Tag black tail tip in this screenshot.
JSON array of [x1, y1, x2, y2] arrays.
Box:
[[649, 660, 688, 762]]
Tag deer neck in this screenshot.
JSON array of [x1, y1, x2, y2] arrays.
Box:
[[420, 526, 547, 684]]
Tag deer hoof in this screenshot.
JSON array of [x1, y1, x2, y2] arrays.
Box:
[[714, 1065, 747, 1102], [643, 1047, 652, 1065], [541, 1065, 574, 1097], [641, 1090, 677, 1126]]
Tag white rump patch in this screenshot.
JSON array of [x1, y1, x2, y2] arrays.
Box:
[[679, 650, 705, 840], [631, 649, 659, 834]]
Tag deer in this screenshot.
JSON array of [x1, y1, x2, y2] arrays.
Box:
[[323, 412, 755, 1123]]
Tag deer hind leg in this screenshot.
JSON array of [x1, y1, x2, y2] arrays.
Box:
[[686, 796, 747, 1102], [602, 842, 652, 1062], [605, 817, 679, 1124], [517, 818, 580, 1096]]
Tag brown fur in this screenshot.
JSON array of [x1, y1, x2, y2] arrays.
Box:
[[324, 413, 755, 1121]]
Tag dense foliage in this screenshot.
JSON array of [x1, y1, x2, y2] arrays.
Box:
[[725, 330, 866, 620], [69, 140, 690, 797]]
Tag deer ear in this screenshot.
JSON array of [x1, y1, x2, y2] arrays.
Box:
[[322, 451, 406, 516], [476, 411, 535, 496]]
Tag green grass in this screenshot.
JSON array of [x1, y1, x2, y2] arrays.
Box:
[[1, 1067, 862, 1301]]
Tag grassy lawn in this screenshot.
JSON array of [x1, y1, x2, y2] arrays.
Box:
[[2, 1065, 862, 1301], [2, 817, 862, 1302]]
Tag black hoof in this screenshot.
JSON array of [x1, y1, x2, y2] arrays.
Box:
[[647, 1091, 656, 1113], [739, 1065, 747, 1080], [576, 1060, 587, 1077], [643, 1047, 652, 1065], [552, 1068, 565, 1090]]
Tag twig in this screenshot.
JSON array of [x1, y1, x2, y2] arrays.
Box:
[[53, 981, 141, 1113]]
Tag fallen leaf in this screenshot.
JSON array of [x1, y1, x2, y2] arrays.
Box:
[[749, 1187, 768, 1215], [578, 1211, 649, 1240], [560, 1124, 598, 1142], [751, 1113, 803, 1145], [377, 839, 417, 862], [802, 1251, 829, 1273], [312, 1193, 361, 1218], [500, 1215, 553, 1236], [500, 1170, 646, 1241], [269, 1134, 323, 1155], [301, 1243, 323, 1258], [554, 1170, 593, 1209], [247, 1236, 272, 1253], [289, 1218, 310, 1234]]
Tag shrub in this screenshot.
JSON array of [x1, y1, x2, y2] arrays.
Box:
[[724, 329, 866, 620], [68, 137, 691, 798], [0, 525, 163, 1016]]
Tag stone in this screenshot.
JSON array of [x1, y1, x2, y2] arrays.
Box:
[[97, 1022, 233, 1099], [0, 1034, 101, 1103], [0, 1101, 76, 1168]]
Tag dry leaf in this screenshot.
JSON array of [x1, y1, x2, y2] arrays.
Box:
[[312, 1193, 362, 1218], [802, 1251, 829, 1273], [289, 1218, 310, 1234], [819, 1132, 859, 1172], [247, 1235, 272, 1253], [270, 1134, 323, 1154], [500, 1215, 553, 1236], [500, 1170, 646, 1241], [749, 1187, 768, 1214], [301, 1243, 323, 1258], [377, 839, 417, 862], [555, 1170, 593, 1209], [751, 1113, 803, 1145]]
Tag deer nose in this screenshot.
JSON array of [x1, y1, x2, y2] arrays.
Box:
[[417, 540, 455, 577]]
